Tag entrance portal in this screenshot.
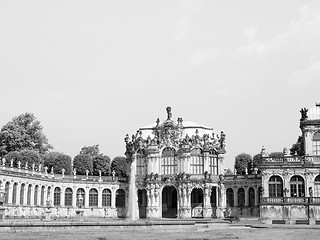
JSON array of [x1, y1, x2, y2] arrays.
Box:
[[162, 186, 177, 218], [138, 189, 147, 218], [191, 188, 203, 218]]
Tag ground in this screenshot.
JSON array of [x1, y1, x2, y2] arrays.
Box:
[[1, 227, 320, 240]]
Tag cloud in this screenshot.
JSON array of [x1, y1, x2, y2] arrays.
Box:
[[173, 0, 201, 43], [237, 2, 320, 55], [286, 59, 320, 87], [187, 47, 220, 65]]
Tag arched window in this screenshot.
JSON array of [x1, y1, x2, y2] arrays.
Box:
[[65, 188, 73, 206], [116, 189, 125, 207], [77, 188, 85, 206], [269, 176, 283, 197], [102, 189, 111, 207], [34, 185, 39, 206], [290, 175, 305, 197], [238, 188, 245, 207], [20, 183, 25, 205], [53, 187, 61, 206], [190, 148, 203, 174], [136, 149, 147, 176], [5, 182, 9, 204], [27, 184, 32, 205], [41, 186, 45, 206], [12, 183, 18, 205], [313, 132, 320, 156], [226, 188, 234, 207], [314, 175, 320, 197], [248, 187, 255, 207], [161, 147, 177, 175], [89, 188, 98, 207]]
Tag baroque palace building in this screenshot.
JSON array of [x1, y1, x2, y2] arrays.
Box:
[[0, 103, 320, 224]]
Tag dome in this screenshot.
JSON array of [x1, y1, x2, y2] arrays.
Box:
[[308, 101, 320, 120]]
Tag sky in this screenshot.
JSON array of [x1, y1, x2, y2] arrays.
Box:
[[0, 0, 320, 170]]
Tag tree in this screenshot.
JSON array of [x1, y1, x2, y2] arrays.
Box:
[[224, 168, 234, 175], [0, 113, 52, 157], [80, 145, 99, 157], [43, 152, 72, 174], [93, 155, 111, 176], [252, 153, 263, 174], [3, 151, 20, 167], [17, 150, 42, 169], [234, 153, 252, 175], [111, 156, 128, 177], [73, 154, 93, 175]]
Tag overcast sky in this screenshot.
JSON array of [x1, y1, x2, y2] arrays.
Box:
[[1, 0, 320, 170]]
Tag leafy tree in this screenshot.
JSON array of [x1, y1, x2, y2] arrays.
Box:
[[252, 153, 263, 174], [3, 151, 20, 167], [80, 145, 99, 157], [111, 156, 128, 177], [73, 154, 93, 175], [17, 150, 42, 169], [0, 113, 52, 157], [43, 152, 72, 174], [93, 155, 111, 176], [290, 136, 304, 156], [234, 153, 252, 175], [224, 168, 234, 175]]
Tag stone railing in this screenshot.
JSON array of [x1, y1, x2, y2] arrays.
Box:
[[263, 155, 320, 165], [261, 197, 320, 205]]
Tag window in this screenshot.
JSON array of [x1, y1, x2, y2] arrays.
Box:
[[290, 175, 305, 197], [34, 185, 39, 206], [102, 189, 111, 207], [20, 184, 25, 205], [190, 149, 203, 174], [136, 150, 147, 176], [313, 132, 320, 156], [116, 189, 125, 207], [269, 176, 283, 197], [314, 175, 320, 197], [161, 148, 177, 175], [248, 187, 255, 207], [41, 186, 45, 206], [89, 188, 98, 207], [77, 188, 85, 206], [27, 184, 32, 205], [5, 182, 9, 204], [209, 150, 218, 175], [65, 188, 73, 206], [54, 187, 61, 206], [238, 188, 245, 207], [226, 188, 234, 207], [12, 183, 18, 205]]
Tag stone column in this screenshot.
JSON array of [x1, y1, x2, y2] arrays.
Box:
[[30, 185, 35, 206], [254, 187, 259, 206], [111, 188, 116, 209], [244, 187, 249, 207], [23, 185, 28, 206], [60, 187, 65, 207], [98, 187, 102, 208], [203, 152, 210, 173], [234, 188, 238, 207], [217, 155, 224, 176], [203, 184, 212, 218], [84, 187, 89, 208], [72, 187, 77, 207], [16, 184, 21, 205]]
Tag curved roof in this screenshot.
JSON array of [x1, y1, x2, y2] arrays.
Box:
[[308, 101, 320, 120]]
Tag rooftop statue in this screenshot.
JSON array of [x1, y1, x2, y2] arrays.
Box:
[[300, 107, 308, 121], [166, 106, 172, 120]]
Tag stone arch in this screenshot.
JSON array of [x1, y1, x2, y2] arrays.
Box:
[[89, 188, 98, 207], [12, 182, 18, 205], [162, 185, 177, 218], [191, 187, 204, 218], [237, 188, 245, 207], [226, 188, 234, 207], [290, 175, 305, 197], [102, 188, 111, 207], [269, 175, 283, 197], [138, 188, 147, 218]]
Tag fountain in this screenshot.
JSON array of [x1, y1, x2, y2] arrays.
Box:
[[127, 154, 138, 220]]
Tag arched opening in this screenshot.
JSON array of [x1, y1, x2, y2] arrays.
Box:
[[41, 186, 45, 206], [248, 187, 255, 216], [226, 188, 234, 207], [27, 184, 32, 205], [76, 188, 85, 206], [102, 189, 111, 207], [138, 189, 147, 218], [116, 189, 126, 218], [269, 175, 283, 197], [65, 188, 73, 206], [5, 182, 10, 204], [238, 188, 245, 207], [314, 175, 320, 197], [190, 148, 203, 174], [12, 183, 18, 205], [162, 185, 177, 218], [290, 175, 305, 197], [136, 149, 146, 176], [54, 187, 61, 206], [20, 183, 25, 205], [191, 188, 204, 218], [34, 185, 39, 206], [210, 187, 217, 217], [89, 188, 98, 207]]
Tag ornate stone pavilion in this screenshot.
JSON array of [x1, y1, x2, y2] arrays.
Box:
[[124, 107, 227, 219], [260, 101, 320, 224]]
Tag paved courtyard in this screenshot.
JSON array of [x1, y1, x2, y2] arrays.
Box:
[[1, 226, 320, 240]]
